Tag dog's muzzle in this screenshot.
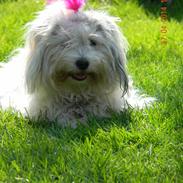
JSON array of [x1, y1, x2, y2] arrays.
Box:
[[71, 58, 89, 81]]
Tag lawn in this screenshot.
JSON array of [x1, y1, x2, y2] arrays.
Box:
[[0, 0, 182, 182]]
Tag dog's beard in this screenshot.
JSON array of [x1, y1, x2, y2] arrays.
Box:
[[51, 57, 116, 94]]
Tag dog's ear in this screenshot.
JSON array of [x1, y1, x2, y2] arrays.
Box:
[[25, 22, 49, 94], [110, 43, 129, 96], [24, 3, 67, 93], [103, 17, 129, 96]]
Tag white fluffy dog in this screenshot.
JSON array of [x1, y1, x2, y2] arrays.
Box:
[[0, 1, 154, 127]]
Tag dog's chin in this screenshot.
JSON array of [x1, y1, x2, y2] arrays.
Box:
[[68, 71, 98, 83], [52, 69, 109, 94], [53, 71, 98, 87]]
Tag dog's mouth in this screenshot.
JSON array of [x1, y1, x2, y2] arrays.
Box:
[[71, 73, 88, 81]]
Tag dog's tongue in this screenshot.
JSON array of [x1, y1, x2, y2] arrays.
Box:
[[72, 73, 87, 81]]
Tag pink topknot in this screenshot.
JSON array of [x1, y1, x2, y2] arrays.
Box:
[[46, 0, 85, 12], [64, 0, 86, 12]]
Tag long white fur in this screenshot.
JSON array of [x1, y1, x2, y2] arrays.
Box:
[[0, 1, 155, 127]]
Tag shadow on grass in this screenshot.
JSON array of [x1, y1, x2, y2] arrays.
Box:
[[136, 0, 183, 22], [28, 110, 132, 142]]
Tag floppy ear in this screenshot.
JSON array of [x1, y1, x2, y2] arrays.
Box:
[[110, 42, 129, 96], [106, 18, 129, 96], [25, 22, 48, 94], [24, 2, 68, 94]]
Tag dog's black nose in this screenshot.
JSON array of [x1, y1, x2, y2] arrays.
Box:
[[75, 58, 89, 70]]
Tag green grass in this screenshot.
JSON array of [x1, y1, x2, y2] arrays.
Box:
[[0, 0, 182, 182]]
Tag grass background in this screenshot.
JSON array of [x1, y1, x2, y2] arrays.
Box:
[[0, 0, 182, 182]]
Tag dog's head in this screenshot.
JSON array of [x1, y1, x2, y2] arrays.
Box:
[[25, 2, 129, 96]]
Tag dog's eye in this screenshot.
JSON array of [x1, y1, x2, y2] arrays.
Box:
[[89, 39, 97, 47]]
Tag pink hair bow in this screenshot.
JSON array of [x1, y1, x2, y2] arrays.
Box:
[[46, 0, 86, 12]]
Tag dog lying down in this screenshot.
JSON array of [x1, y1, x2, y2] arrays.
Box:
[[0, 1, 155, 127]]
